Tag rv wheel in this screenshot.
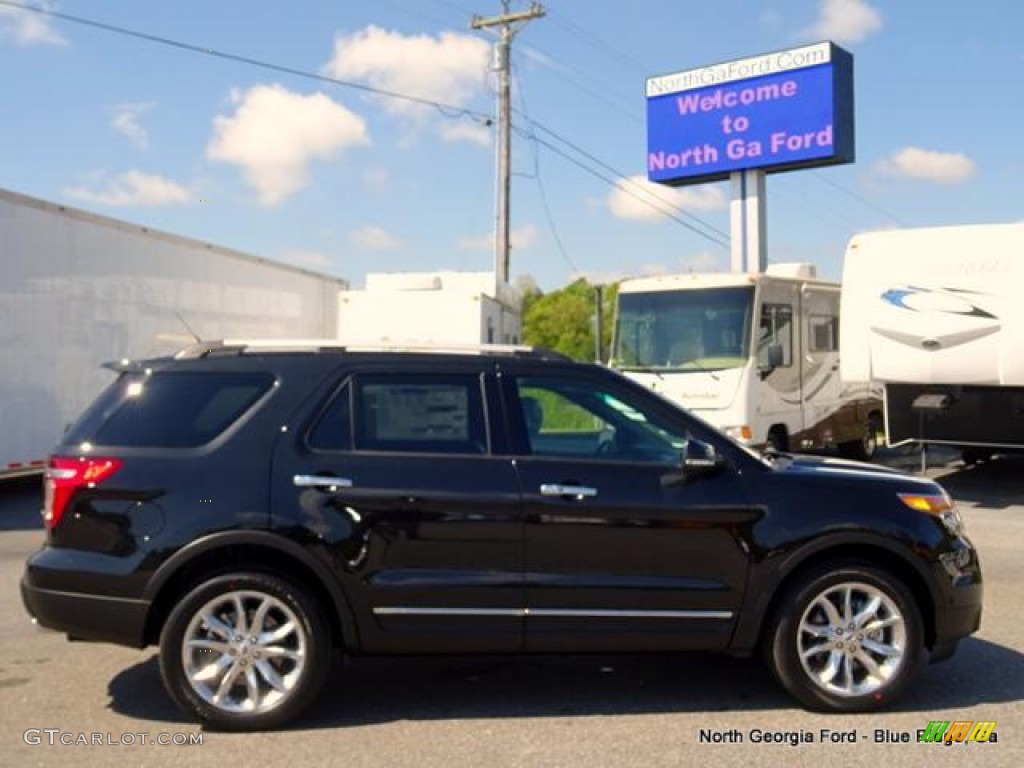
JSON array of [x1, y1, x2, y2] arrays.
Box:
[[840, 413, 883, 462], [766, 428, 788, 454]]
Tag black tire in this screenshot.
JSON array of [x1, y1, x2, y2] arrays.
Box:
[[864, 412, 884, 461], [837, 438, 867, 461], [766, 562, 924, 712], [838, 412, 883, 462], [766, 428, 788, 454], [159, 572, 331, 731]]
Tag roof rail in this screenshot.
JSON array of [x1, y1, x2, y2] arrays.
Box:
[[172, 339, 571, 361]]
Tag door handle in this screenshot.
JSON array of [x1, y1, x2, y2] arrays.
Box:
[[540, 483, 597, 499], [293, 474, 353, 489]]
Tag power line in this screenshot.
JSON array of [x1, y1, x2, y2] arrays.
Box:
[[520, 126, 729, 249], [773, 176, 871, 233], [513, 45, 640, 124], [810, 170, 909, 227], [10, 0, 907, 246], [526, 121, 730, 244], [5, 0, 724, 247], [514, 62, 579, 275], [546, 7, 651, 75], [0, 0, 492, 124]]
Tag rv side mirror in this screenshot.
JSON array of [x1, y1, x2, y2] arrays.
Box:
[[758, 343, 784, 379]]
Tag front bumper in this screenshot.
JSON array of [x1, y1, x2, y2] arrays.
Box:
[[928, 539, 983, 662]]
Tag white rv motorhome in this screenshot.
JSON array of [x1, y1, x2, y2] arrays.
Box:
[[840, 223, 1024, 462], [611, 264, 881, 457]]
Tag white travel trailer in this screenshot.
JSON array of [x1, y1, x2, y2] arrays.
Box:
[[611, 264, 881, 456], [840, 223, 1024, 462]]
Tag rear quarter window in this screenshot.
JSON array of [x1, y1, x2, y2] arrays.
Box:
[[65, 371, 274, 448]]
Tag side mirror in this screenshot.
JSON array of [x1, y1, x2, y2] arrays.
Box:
[[758, 343, 783, 380], [681, 439, 726, 477]]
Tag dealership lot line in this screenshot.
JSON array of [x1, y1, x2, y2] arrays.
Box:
[[1, 458, 1022, 768]]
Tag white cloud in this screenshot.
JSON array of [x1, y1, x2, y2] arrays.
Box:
[[875, 146, 977, 184], [0, 1, 67, 46], [206, 84, 369, 205], [806, 0, 882, 44], [348, 226, 405, 251], [110, 103, 153, 149], [458, 225, 538, 252], [64, 170, 191, 207], [323, 25, 489, 142], [608, 175, 727, 221]]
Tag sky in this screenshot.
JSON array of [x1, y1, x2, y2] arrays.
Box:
[[1, 0, 1021, 291]]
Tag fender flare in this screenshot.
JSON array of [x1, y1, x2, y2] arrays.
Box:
[[730, 530, 938, 652], [142, 530, 361, 650]]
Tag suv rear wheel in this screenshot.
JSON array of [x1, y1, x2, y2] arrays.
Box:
[[767, 562, 923, 712], [159, 572, 330, 730]]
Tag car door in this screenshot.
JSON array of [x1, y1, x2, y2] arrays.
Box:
[[271, 362, 523, 653], [502, 367, 758, 652]]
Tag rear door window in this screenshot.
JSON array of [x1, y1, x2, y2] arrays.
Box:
[[352, 374, 488, 455], [66, 372, 273, 447]]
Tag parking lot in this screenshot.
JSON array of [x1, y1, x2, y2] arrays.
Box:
[[2, 453, 1022, 768]]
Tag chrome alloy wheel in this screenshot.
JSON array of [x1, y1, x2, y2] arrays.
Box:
[[182, 590, 307, 714], [796, 581, 906, 698]]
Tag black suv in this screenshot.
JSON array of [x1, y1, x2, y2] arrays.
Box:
[[22, 341, 982, 730]]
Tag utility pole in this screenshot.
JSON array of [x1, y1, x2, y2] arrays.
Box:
[[471, 1, 545, 292]]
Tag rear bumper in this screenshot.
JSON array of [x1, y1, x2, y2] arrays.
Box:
[[21, 576, 149, 649]]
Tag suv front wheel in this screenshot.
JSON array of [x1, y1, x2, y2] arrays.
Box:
[[767, 562, 924, 712], [159, 572, 331, 730]]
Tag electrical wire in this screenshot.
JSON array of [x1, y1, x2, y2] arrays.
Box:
[[525, 121, 730, 244], [7, 0, 857, 249], [513, 45, 640, 124], [546, 7, 651, 75], [810, 170, 909, 227], [520, 126, 729, 249], [513, 62, 580, 275], [0, 0, 492, 124]]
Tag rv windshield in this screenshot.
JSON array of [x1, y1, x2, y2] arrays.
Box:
[[613, 286, 754, 372]]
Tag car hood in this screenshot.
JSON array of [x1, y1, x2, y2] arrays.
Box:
[[766, 453, 938, 490]]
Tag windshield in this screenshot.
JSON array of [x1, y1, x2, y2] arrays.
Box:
[[613, 286, 754, 372]]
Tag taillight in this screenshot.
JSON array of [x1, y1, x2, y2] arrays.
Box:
[[43, 456, 123, 529]]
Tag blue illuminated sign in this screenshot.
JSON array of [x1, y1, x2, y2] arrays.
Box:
[[646, 42, 854, 186]]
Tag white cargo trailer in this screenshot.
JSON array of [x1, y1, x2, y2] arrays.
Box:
[[336, 271, 521, 346], [840, 222, 1024, 461], [611, 264, 881, 457], [0, 188, 347, 479]]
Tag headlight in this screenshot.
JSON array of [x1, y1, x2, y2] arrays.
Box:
[[897, 490, 964, 536]]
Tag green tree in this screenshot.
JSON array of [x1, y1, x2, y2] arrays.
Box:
[[522, 278, 619, 362]]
